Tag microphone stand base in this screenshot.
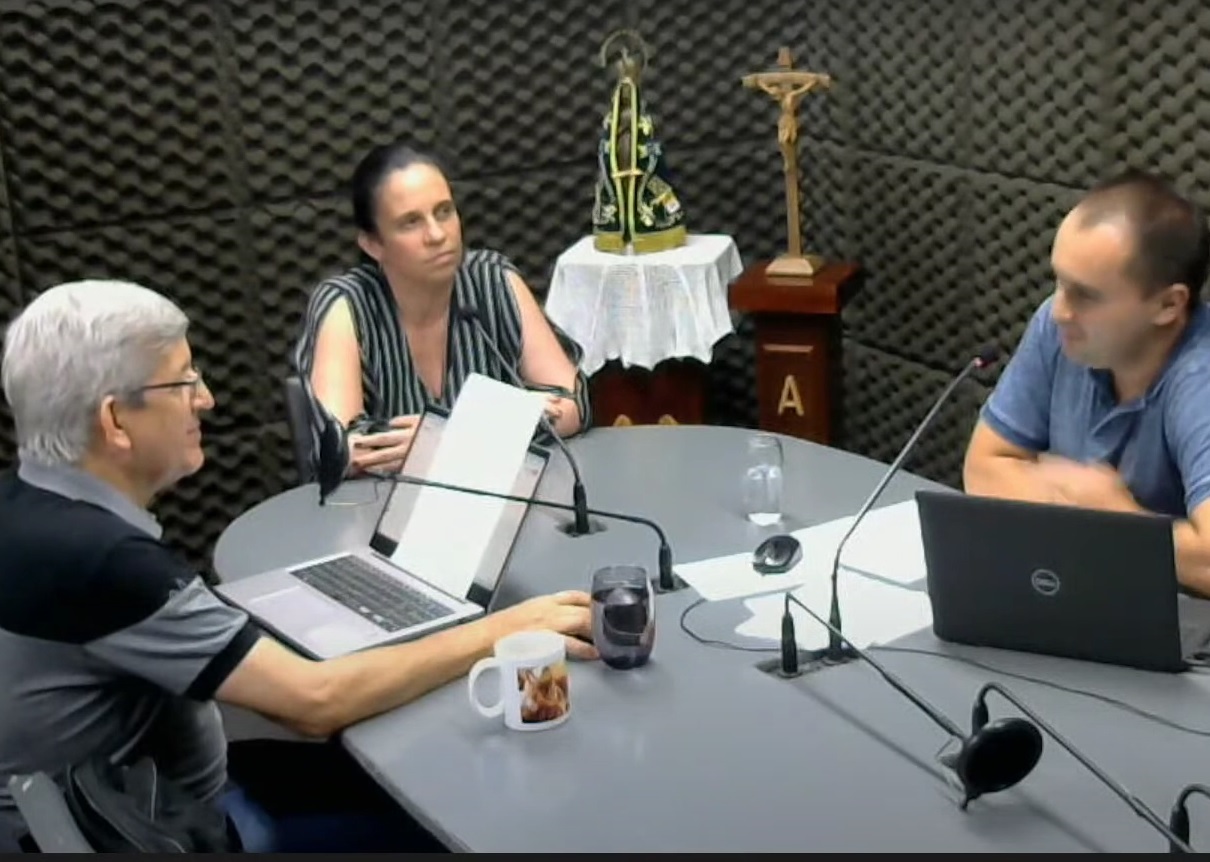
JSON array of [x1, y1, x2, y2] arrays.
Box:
[[652, 573, 688, 594], [556, 518, 609, 537], [756, 645, 860, 679]]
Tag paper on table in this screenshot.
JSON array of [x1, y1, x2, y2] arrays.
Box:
[[673, 499, 926, 602], [830, 499, 928, 587], [734, 576, 933, 650], [390, 374, 547, 599]]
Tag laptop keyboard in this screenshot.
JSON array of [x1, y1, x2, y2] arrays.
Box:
[[292, 556, 452, 632]]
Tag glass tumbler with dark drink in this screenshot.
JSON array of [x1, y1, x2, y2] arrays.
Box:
[[591, 565, 655, 670]]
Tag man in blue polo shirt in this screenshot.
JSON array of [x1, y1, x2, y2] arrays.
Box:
[[964, 169, 1210, 596]]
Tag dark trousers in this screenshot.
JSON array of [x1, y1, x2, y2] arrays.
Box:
[[223, 739, 448, 853]]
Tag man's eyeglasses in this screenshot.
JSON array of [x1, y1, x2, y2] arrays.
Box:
[[136, 367, 207, 398]]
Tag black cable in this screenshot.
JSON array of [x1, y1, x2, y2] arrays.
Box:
[[871, 645, 1210, 740], [678, 597, 779, 654], [678, 598, 1210, 739]]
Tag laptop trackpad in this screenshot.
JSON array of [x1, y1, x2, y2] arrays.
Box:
[[249, 589, 374, 656]]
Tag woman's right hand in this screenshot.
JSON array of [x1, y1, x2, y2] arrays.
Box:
[[347, 416, 419, 475]]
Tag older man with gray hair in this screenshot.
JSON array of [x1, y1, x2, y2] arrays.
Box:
[[0, 279, 596, 852]]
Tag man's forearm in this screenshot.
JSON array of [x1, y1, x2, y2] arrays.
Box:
[[963, 455, 1056, 504], [1096, 499, 1210, 597], [1172, 522, 1210, 597], [307, 613, 508, 736]]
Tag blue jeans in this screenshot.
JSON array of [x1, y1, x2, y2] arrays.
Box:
[[222, 739, 446, 853]]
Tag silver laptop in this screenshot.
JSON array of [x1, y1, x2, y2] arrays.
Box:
[[218, 408, 550, 659]]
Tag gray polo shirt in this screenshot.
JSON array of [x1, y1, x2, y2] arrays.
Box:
[[0, 460, 261, 846], [982, 297, 1210, 517]]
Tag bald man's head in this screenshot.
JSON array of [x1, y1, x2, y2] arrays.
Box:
[[1071, 170, 1208, 308]]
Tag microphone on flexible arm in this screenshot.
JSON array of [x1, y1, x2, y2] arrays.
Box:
[[1168, 783, 1210, 853], [304, 371, 352, 507], [774, 343, 1001, 677], [784, 593, 1196, 852], [970, 681, 1194, 852], [315, 408, 685, 592], [456, 305, 595, 538]]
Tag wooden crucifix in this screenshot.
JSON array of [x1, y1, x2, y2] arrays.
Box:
[[742, 47, 832, 280]]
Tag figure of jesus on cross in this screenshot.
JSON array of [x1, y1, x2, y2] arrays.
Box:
[[742, 47, 832, 280]]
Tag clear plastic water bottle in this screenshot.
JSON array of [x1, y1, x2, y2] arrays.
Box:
[[742, 433, 784, 526]]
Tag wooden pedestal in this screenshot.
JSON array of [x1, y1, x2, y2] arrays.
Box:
[[589, 358, 708, 427], [729, 260, 860, 444]]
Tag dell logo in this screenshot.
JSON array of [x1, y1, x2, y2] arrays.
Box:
[[1030, 568, 1061, 596]]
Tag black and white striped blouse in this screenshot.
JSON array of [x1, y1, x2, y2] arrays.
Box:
[[293, 248, 592, 438]]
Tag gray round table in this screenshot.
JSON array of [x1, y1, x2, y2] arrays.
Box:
[[212, 425, 1210, 853], [214, 424, 943, 601]]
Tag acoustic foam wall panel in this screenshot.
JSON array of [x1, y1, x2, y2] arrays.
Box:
[[230, 0, 436, 201], [1105, 0, 1210, 205], [670, 142, 785, 267], [968, 0, 1107, 189], [249, 196, 356, 400], [259, 420, 300, 492], [970, 175, 1080, 386], [435, 0, 628, 178], [841, 339, 988, 490], [453, 161, 599, 292], [153, 425, 281, 582], [794, 136, 852, 265], [1, 145, 18, 467], [844, 155, 975, 371], [17, 213, 267, 432], [706, 314, 758, 429], [0, 154, 10, 237], [845, 0, 971, 166], [636, 0, 838, 149], [0, 235, 17, 469], [0, 0, 237, 231], [0, 234, 16, 311]]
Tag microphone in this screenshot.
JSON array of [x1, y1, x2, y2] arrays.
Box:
[[786, 593, 1194, 852], [456, 305, 595, 538], [384, 469, 685, 593], [783, 593, 1043, 809], [973, 682, 1193, 852], [777, 344, 1001, 676], [314, 407, 684, 590], [308, 377, 352, 507], [1168, 783, 1209, 853]]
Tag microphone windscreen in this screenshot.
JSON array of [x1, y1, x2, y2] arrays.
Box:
[[317, 415, 348, 499], [959, 716, 1042, 797], [974, 344, 1001, 368]]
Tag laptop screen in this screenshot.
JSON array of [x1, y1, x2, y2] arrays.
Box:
[[369, 409, 549, 607]]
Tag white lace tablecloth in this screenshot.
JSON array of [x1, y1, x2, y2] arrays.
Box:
[[545, 234, 742, 375]]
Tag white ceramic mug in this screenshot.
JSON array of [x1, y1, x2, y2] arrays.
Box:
[[467, 630, 570, 731]]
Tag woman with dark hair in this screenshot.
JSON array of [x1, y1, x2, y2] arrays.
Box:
[[294, 143, 591, 474]]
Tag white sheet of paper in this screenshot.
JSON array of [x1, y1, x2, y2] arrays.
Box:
[[830, 499, 928, 586], [673, 499, 926, 602], [734, 577, 933, 650], [389, 374, 547, 599]]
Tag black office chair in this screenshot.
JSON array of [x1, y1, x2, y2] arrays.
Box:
[[282, 375, 316, 484], [7, 773, 94, 853]]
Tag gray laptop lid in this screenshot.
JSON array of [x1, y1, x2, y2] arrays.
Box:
[[915, 490, 1187, 672], [367, 406, 550, 609]]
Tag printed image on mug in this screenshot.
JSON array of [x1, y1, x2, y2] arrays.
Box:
[[517, 661, 569, 724], [468, 629, 571, 731]]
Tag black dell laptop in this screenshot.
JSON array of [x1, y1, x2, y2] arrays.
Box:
[[915, 490, 1210, 673]]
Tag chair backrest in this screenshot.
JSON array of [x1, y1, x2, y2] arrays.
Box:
[[282, 376, 316, 484], [7, 772, 94, 853]]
